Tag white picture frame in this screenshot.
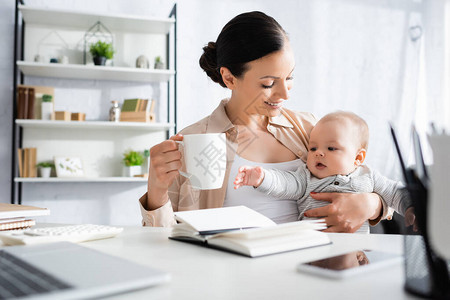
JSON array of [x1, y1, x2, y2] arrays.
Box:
[[54, 157, 84, 177]]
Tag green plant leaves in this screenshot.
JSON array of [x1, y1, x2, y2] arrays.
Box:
[[89, 40, 115, 59], [122, 150, 144, 166]]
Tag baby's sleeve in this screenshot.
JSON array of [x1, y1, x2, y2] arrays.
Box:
[[371, 169, 412, 215], [257, 164, 308, 199]]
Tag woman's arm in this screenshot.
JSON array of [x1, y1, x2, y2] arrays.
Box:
[[304, 192, 383, 233]]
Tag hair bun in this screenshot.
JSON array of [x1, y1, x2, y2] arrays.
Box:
[[199, 42, 226, 87]]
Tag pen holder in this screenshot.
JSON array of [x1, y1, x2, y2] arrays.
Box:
[[403, 170, 450, 299]]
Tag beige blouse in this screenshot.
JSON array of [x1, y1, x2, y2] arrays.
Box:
[[139, 99, 390, 227]]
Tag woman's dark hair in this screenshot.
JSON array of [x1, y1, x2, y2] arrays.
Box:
[[199, 11, 288, 88]]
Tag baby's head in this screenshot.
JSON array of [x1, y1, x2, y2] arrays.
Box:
[[306, 111, 369, 179]]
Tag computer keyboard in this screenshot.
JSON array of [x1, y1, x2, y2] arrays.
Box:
[[0, 224, 123, 246]]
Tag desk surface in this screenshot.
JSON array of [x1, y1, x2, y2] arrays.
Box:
[[51, 226, 417, 300]]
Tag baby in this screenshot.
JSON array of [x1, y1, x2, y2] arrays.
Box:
[[234, 111, 415, 233]]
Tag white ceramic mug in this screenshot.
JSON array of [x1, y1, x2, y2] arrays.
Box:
[[177, 133, 227, 190]]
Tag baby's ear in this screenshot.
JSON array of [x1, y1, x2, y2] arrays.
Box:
[[355, 149, 367, 166]]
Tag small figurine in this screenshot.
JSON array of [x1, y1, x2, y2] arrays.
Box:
[[136, 55, 149, 69]]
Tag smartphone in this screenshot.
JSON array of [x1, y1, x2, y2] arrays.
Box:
[[296, 250, 403, 279]]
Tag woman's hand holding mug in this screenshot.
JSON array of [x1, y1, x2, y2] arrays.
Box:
[[147, 134, 184, 210]]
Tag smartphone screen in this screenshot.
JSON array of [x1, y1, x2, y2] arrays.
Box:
[[296, 250, 402, 279]]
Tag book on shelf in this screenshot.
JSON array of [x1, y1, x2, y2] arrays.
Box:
[[29, 148, 37, 177], [121, 99, 140, 112], [120, 99, 155, 122], [27, 87, 35, 119], [23, 148, 29, 178], [17, 148, 23, 178], [121, 99, 153, 112], [149, 99, 155, 113], [17, 147, 37, 178], [17, 86, 28, 119], [138, 99, 148, 112], [169, 206, 331, 258]]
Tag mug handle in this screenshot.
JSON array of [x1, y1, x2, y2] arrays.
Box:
[[175, 141, 191, 179]]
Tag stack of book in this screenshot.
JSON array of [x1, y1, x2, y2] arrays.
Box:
[[17, 85, 54, 120], [17, 86, 35, 119], [120, 98, 155, 122], [0, 203, 50, 231], [17, 147, 37, 178]]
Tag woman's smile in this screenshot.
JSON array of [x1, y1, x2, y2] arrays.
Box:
[[264, 100, 283, 109]]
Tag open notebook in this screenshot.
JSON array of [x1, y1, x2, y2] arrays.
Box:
[[170, 206, 330, 257]]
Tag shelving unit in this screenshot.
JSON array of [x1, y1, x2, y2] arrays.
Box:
[[11, 1, 177, 206]]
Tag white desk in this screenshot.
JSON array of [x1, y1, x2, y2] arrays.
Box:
[[58, 227, 418, 300]]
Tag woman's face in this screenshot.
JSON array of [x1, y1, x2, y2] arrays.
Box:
[[232, 41, 295, 118]]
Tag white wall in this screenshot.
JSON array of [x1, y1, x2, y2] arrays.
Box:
[[0, 0, 446, 226]]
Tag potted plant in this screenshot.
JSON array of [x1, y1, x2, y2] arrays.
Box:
[[154, 56, 165, 69], [36, 161, 55, 178], [122, 150, 144, 177], [41, 94, 53, 120], [89, 40, 114, 66]]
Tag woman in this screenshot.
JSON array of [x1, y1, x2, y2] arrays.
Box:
[[139, 11, 389, 230]]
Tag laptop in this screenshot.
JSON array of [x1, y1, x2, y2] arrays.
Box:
[[0, 242, 170, 299]]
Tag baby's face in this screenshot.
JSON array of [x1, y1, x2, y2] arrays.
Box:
[[306, 119, 362, 179]]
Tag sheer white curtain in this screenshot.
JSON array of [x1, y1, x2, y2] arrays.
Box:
[[283, 0, 446, 180], [415, 0, 450, 165]]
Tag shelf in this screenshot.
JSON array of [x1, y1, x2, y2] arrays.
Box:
[[19, 5, 175, 34], [17, 61, 175, 82], [16, 119, 175, 131], [14, 177, 148, 183]]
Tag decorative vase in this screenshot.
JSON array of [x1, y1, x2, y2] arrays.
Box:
[[123, 165, 141, 177], [41, 101, 53, 120], [93, 56, 106, 66], [39, 167, 51, 178], [109, 100, 121, 122]]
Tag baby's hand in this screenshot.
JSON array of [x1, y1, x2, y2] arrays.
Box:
[[405, 206, 419, 232], [234, 166, 265, 189]]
